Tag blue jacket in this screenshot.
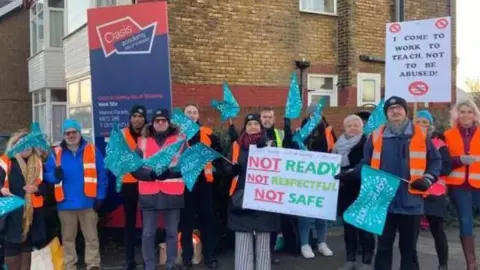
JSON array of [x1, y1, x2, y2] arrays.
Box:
[[356, 121, 442, 215], [44, 139, 108, 211]]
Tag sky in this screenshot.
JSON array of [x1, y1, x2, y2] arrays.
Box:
[[457, 0, 480, 91]]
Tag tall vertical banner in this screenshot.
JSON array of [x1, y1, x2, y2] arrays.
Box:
[[385, 17, 452, 102], [87, 2, 172, 137]]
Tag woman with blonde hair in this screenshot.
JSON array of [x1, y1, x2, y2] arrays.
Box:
[[444, 99, 480, 270], [0, 130, 48, 270]]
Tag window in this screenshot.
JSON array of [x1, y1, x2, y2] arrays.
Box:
[[33, 90, 47, 133], [49, 0, 64, 47], [357, 73, 381, 106], [51, 89, 67, 143], [32, 89, 67, 144], [97, 0, 116, 7], [30, 2, 45, 54], [66, 0, 90, 34], [300, 0, 336, 15], [307, 74, 338, 107], [68, 77, 93, 139]]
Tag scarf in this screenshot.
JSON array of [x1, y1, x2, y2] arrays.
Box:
[[385, 119, 409, 135], [333, 134, 363, 167], [237, 132, 263, 149], [15, 153, 42, 241]]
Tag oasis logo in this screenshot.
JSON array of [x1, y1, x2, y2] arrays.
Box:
[[96, 16, 157, 57]]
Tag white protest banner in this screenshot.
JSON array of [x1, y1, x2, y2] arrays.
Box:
[[385, 17, 452, 102], [242, 146, 341, 220]]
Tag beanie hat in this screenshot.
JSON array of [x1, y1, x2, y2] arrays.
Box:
[[356, 111, 371, 122], [62, 119, 82, 134], [384, 96, 408, 115], [152, 108, 170, 122], [244, 113, 261, 128], [416, 110, 434, 125], [130, 104, 147, 119]]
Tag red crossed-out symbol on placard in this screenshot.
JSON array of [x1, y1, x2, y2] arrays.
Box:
[[389, 23, 401, 33], [435, 18, 449, 29], [408, 81, 429, 96]]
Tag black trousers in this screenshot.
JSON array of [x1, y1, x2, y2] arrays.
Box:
[[121, 183, 139, 264], [344, 221, 375, 264], [374, 214, 421, 270], [413, 215, 448, 267], [180, 180, 216, 264]]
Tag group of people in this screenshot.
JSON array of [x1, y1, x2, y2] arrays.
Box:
[[1, 96, 480, 270]]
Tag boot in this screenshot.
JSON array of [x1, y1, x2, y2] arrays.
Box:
[[5, 255, 21, 270], [461, 236, 478, 270], [19, 252, 31, 270], [338, 261, 356, 270], [438, 266, 448, 270]]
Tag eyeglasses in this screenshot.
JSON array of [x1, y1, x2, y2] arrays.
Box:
[[154, 118, 168, 124], [64, 131, 78, 136]]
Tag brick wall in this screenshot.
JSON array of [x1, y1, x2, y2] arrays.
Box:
[[0, 10, 31, 134]]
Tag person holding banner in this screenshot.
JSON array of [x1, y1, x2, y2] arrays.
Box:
[[334, 115, 374, 270], [129, 108, 186, 270], [412, 110, 451, 270], [226, 113, 279, 270], [444, 100, 480, 270], [180, 104, 222, 269], [350, 96, 441, 270], [0, 131, 48, 270]]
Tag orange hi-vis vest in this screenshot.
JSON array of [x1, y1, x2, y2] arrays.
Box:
[[138, 134, 186, 196], [229, 142, 240, 196], [370, 124, 428, 195], [444, 127, 480, 187], [199, 127, 214, 183], [0, 155, 44, 208], [122, 128, 138, 184], [325, 126, 335, 152], [54, 144, 98, 202]]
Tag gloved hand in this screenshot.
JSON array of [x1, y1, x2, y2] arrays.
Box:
[[334, 169, 353, 181], [150, 169, 170, 181], [94, 200, 104, 212], [256, 140, 268, 148], [232, 164, 242, 176], [460, 155, 477, 166], [410, 176, 433, 192], [54, 167, 64, 181]]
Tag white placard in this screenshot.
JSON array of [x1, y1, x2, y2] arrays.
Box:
[[242, 146, 341, 220], [385, 17, 452, 102]]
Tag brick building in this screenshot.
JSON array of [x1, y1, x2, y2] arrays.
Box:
[[0, 0, 31, 136], [26, 0, 456, 140]]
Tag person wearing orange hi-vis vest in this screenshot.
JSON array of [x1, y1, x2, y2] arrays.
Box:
[[129, 108, 186, 270], [121, 104, 148, 270], [44, 119, 108, 270], [0, 131, 48, 270], [179, 104, 222, 270]]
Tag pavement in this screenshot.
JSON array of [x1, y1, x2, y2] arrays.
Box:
[[92, 227, 480, 269]]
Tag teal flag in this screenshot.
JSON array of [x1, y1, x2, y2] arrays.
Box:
[[292, 102, 324, 150], [144, 139, 185, 174], [179, 143, 221, 191], [285, 72, 302, 119], [364, 99, 386, 134], [0, 196, 25, 217], [104, 123, 144, 192], [343, 165, 401, 235], [171, 108, 200, 141], [6, 122, 50, 158], [211, 82, 240, 121]]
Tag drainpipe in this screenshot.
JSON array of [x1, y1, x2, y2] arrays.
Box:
[[395, 0, 404, 22]]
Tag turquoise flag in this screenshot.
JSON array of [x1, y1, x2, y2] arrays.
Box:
[[292, 101, 324, 150], [179, 143, 221, 191], [0, 196, 25, 217], [343, 165, 401, 235], [364, 99, 386, 134], [104, 123, 144, 192], [211, 82, 240, 121], [285, 72, 302, 119], [7, 122, 50, 158], [171, 108, 200, 140], [144, 139, 185, 175]]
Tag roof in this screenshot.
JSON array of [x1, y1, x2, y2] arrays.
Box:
[[0, 0, 22, 19]]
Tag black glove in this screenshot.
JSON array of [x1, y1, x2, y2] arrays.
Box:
[[54, 167, 64, 181], [256, 140, 268, 148], [232, 164, 242, 176], [94, 200, 103, 212], [334, 169, 352, 181], [150, 169, 170, 181], [410, 176, 433, 192], [284, 118, 291, 128]]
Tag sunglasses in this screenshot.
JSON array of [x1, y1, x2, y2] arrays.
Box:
[[154, 118, 168, 124], [64, 130, 78, 136]]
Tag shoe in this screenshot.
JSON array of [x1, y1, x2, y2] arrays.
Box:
[[461, 236, 478, 270], [301, 245, 315, 259], [357, 263, 372, 270], [122, 261, 137, 270], [438, 266, 448, 270], [318, 242, 333, 256], [338, 261, 356, 270], [272, 254, 280, 265], [182, 263, 192, 270], [205, 260, 219, 269]]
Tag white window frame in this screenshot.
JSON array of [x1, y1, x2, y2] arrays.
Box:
[[30, 1, 45, 55], [67, 76, 94, 141], [299, 0, 337, 16], [307, 74, 338, 107], [357, 73, 381, 107], [64, 0, 117, 35], [48, 1, 64, 48], [50, 89, 68, 144]]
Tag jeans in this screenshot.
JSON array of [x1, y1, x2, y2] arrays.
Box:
[[374, 214, 420, 270], [298, 217, 327, 246], [413, 215, 448, 267], [121, 183, 139, 265], [449, 187, 480, 236], [142, 209, 180, 270]]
